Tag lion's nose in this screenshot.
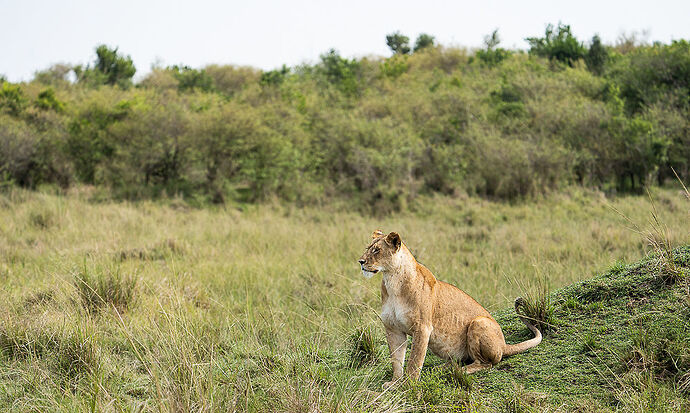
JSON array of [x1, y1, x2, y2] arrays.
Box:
[[358, 259, 365, 265]]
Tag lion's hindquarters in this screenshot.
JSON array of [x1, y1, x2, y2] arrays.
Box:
[[466, 316, 505, 365]]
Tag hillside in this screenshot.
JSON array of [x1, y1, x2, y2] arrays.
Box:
[[414, 246, 690, 412], [2, 33, 689, 211]]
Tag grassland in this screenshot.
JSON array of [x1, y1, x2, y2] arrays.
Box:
[[0, 186, 688, 411]]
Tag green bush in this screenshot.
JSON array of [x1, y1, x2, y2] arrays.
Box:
[[0, 82, 27, 116], [527, 23, 586, 67], [75, 44, 136, 89]]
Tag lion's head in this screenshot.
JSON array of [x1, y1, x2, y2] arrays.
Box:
[[358, 230, 402, 279]]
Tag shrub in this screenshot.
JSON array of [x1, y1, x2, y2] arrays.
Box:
[[0, 82, 27, 116], [34, 88, 65, 112], [611, 40, 690, 113], [526, 23, 586, 67], [169, 65, 215, 93], [204, 64, 261, 95]]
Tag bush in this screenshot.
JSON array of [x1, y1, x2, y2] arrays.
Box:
[[0, 82, 27, 116], [585, 35, 608, 75], [611, 40, 690, 113], [0, 116, 68, 188], [527, 23, 586, 67], [75, 44, 136, 89], [169, 65, 215, 93]]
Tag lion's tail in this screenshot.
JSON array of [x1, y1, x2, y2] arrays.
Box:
[[503, 297, 542, 357]]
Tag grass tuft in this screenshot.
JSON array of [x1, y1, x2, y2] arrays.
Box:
[[502, 383, 548, 413], [74, 267, 138, 313], [28, 208, 54, 229], [346, 327, 380, 368], [118, 238, 187, 261], [515, 282, 555, 334], [580, 333, 600, 355], [53, 323, 100, 384], [446, 359, 474, 391]]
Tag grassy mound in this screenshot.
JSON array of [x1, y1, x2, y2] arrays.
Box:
[[405, 246, 690, 412]]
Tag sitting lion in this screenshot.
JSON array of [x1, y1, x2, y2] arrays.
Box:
[[358, 230, 541, 387]]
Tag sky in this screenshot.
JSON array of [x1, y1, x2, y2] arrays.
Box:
[[2, 0, 690, 82]]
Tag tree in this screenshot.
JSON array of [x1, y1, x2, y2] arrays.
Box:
[[386, 32, 411, 55], [75, 45, 136, 89], [526, 23, 585, 67], [318, 49, 360, 96], [413, 33, 435, 52], [585, 35, 608, 75], [476, 29, 511, 67]]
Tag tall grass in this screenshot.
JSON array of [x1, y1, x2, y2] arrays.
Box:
[[0, 186, 688, 410]]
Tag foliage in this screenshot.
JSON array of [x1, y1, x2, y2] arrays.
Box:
[[386, 31, 411, 55], [0, 81, 28, 116], [610, 39, 690, 113], [413, 33, 435, 52], [526, 23, 586, 67], [1, 34, 688, 209], [260, 64, 289, 86], [66, 97, 129, 184], [33, 63, 73, 87], [74, 45, 136, 89], [380, 55, 409, 78], [585, 34, 608, 75], [204, 64, 261, 96], [169, 65, 215, 93], [317, 49, 360, 96], [34, 88, 65, 112], [476, 29, 512, 67]]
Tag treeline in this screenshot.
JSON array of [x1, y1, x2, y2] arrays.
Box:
[[1, 24, 689, 211]]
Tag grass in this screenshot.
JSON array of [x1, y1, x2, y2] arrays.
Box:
[[0, 185, 688, 411]]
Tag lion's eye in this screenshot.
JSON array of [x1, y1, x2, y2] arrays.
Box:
[[372, 248, 380, 254]]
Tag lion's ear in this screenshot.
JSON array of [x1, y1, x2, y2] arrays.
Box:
[[385, 232, 401, 251], [372, 230, 384, 240]]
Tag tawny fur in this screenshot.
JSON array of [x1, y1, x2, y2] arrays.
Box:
[[358, 230, 542, 388]]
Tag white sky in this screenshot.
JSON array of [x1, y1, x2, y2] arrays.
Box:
[[1, 0, 689, 82]]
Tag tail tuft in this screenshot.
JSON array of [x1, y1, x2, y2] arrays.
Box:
[[503, 296, 543, 357], [514, 297, 525, 312]]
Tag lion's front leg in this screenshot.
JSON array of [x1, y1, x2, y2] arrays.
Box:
[[383, 327, 407, 388], [405, 324, 432, 380]]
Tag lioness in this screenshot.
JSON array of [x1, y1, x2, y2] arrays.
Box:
[[358, 230, 541, 387]]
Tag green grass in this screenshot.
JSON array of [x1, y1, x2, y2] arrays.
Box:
[[0, 186, 688, 411]]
